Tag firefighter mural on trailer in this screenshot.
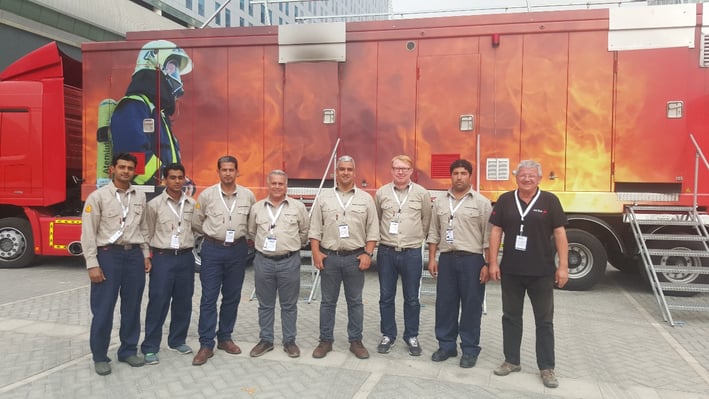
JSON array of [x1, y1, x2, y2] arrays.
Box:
[[96, 40, 194, 192]]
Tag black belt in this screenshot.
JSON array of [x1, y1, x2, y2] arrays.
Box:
[[257, 251, 297, 261], [379, 244, 419, 253], [441, 250, 477, 257], [321, 247, 364, 257], [151, 247, 194, 256], [100, 244, 139, 251], [203, 235, 245, 247]]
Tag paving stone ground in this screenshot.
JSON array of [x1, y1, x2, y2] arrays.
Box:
[[1, 258, 708, 398]]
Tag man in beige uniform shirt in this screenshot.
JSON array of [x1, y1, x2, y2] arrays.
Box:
[[191, 155, 256, 366], [375, 155, 432, 356], [81, 152, 150, 376], [141, 163, 197, 365], [427, 159, 492, 369], [309, 155, 379, 360], [248, 170, 309, 358]]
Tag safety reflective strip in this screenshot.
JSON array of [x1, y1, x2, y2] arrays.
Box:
[[48, 219, 81, 249]]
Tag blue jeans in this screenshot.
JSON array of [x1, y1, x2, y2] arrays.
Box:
[[253, 252, 301, 343], [377, 245, 422, 341], [141, 250, 195, 354], [197, 239, 247, 349], [319, 253, 365, 342], [501, 274, 555, 370], [435, 252, 485, 357], [90, 246, 145, 362]]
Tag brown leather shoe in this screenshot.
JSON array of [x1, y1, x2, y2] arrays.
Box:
[[192, 347, 214, 366], [217, 340, 242, 354], [283, 341, 300, 358], [349, 340, 370, 359], [311, 341, 333, 359], [249, 340, 274, 357]]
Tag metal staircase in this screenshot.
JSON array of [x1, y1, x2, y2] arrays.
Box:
[[625, 205, 709, 326]]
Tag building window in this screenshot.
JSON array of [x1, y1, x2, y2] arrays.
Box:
[[240, 17, 245, 26], [260, 9, 265, 24], [186, 0, 192, 10], [248, 1, 253, 15], [226, 8, 231, 27], [215, 2, 222, 25], [198, 0, 205, 16], [240, 0, 245, 10]]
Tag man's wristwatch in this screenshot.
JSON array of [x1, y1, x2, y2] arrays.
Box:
[[365, 251, 374, 257]]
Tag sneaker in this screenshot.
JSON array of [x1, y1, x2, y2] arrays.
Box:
[[406, 337, 422, 356], [168, 344, 193, 354], [540, 369, 559, 388], [249, 340, 274, 357], [494, 361, 522, 376], [144, 353, 159, 365], [377, 336, 395, 354], [94, 361, 111, 376]]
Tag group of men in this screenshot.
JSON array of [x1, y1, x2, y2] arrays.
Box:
[[81, 152, 568, 389]]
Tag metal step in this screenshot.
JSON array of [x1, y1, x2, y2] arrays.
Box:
[[652, 266, 709, 274], [643, 234, 709, 242], [658, 283, 709, 293], [666, 302, 709, 311], [646, 249, 709, 257], [628, 205, 695, 212], [632, 219, 698, 226]]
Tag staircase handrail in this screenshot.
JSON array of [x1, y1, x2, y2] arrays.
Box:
[[309, 137, 341, 217], [689, 134, 709, 210]]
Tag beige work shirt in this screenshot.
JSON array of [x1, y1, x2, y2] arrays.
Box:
[[248, 196, 309, 256], [81, 182, 149, 268], [193, 183, 255, 240], [376, 182, 432, 248], [427, 188, 492, 254], [146, 190, 197, 250], [309, 186, 379, 251]]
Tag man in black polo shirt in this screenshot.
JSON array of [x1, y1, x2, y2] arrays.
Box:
[[488, 159, 568, 389]]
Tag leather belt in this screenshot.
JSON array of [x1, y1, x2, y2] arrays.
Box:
[[258, 251, 297, 261], [441, 250, 476, 257], [101, 244, 139, 251], [203, 235, 245, 247], [379, 244, 419, 253], [321, 247, 364, 257], [151, 247, 194, 256]]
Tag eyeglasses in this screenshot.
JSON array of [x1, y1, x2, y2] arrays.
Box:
[[392, 167, 412, 172], [516, 174, 539, 180]]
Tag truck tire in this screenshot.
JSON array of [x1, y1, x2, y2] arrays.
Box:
[[0, 217, 35, 268], [557, 229, 607, 291], [647, 241, 705, 297]]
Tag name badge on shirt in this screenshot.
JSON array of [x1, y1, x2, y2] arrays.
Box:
[[339, 224, 350, 238], [389, 221, 399, 235], [225, 229, 236, 243], [445, 228, 454, 244], [263, 236, 277, 252], [108, 230, 123, 244], [515, 235, 528, 251], [170, 234, 180, 249]]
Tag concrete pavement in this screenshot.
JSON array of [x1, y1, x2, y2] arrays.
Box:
[[1, 258, 708, 398]]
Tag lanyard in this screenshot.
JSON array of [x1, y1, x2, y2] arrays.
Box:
[[514, 189, 541, 234], [391, 184, 412, 218], [167, 195, 186, 233], [334, 187, 355, 216], [447, 193, 468, 227], [266, 202, 285, 235], [219, 185, 238, 222], [115, 191, 131, 230]]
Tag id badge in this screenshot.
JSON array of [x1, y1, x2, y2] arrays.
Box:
[[225, 229, 236, 243], [389, 221, 399, 235], [263, 236, 277, 252], [338, 224, 350, 238], [515, 235, 528, 251], [445, 228, 454, 244], [108, 230, 123, 244], [170, 234, 180, 249]]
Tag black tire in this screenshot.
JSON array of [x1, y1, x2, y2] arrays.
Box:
[[0, 217, 36, 268], [648, 241, 705, 297], [192, 235, 203, 273], [608, 252, 640, 273], [556, 229, 607, 291]]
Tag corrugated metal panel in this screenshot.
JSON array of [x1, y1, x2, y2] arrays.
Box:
[[430, 154, 459, 179]]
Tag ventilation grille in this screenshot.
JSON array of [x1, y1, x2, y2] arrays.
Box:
[[486, 158, 510, 181], [430, 154, 460, 179], [701, 30, 709, 67]]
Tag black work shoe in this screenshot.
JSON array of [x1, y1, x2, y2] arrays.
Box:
[[377, 336, 395, 354], [431, 348, 458, 362], [460, 354, 477, 368], [118, 355, 145, 367], [249, 340, 274, 357]]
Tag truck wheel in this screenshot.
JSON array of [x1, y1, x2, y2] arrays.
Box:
[[0, 217, 35, 268], [648, 241, 704, 297], [193, 235, 203, 273], [557, 229, 607, 291]]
